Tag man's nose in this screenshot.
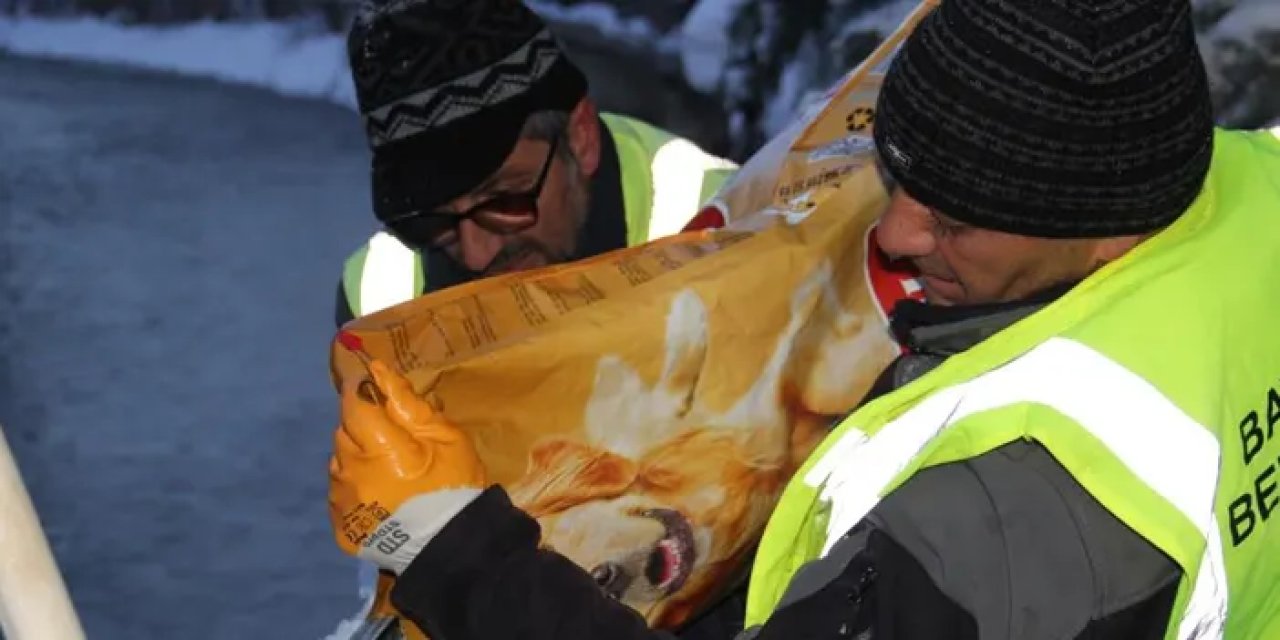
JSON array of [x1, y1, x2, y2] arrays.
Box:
[[457, 219, 504, 272], [876, 188, 937, 260]]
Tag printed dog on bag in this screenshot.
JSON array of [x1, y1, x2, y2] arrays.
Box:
[[327, 11, 935, 630], [506, 260, 886, 626]]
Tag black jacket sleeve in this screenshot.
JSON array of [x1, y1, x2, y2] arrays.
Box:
[[760, 440, 1180, 640], [387, 446, 1177, 640], [757, 524, 981, 640], [866, 440, 1180, 639], [390, 486, 678, 640]]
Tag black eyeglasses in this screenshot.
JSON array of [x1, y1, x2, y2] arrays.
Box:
[[384, 136, 560, 251]]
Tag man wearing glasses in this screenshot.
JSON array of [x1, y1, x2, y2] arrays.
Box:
[[335, 0, 738, 326]]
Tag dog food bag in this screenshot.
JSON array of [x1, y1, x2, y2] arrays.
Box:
[[330, 2, 936, 636]]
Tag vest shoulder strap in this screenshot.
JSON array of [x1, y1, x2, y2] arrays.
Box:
[[601, 112, 738, 245], [341, 231, 424, 318]]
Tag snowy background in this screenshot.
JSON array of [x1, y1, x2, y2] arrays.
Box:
[[0, 1, 1277, 639], [2, 0, 1276, 158]]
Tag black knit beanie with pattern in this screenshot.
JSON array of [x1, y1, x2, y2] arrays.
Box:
[[874, 0, 1215, 238], [348, 0, 588, 221]]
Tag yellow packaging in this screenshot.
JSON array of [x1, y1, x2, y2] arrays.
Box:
[[331, 2, 935, 634]]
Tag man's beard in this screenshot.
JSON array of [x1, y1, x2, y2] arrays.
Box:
[[483, 169, 592, 276], [482, 240, 567, 275]]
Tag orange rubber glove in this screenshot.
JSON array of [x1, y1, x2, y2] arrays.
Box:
[[328, 359, 487, 574]]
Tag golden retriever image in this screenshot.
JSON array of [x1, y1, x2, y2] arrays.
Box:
[[338, 231, 913, 640], [506, 258, 892, 628]]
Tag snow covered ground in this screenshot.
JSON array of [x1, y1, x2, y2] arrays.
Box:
[[0, 1, 683, 115], [0, 52, 372, 639], [0, 8, 722, 639], [0, 16, 358, 109]]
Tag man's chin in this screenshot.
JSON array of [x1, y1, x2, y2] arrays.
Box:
[[488, 251, 550, 275], [921, 275, 963, 306]]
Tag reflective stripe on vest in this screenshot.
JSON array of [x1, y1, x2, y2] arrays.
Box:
[[354, 231, 418, 317], [647, 138, 738, 241], [805, 336, 1227, 638]]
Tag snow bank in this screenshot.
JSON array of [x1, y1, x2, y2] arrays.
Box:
[[678, 0, 751, 94], [1200, 0, 1280, 68], [0, 2, 672, 113], [529, 0, 665, 46], [1205, 0, 1280, 47], [0, 15, 358, 109], [761, 33, 824, 139], [1197, 0, 1280, 126], [832, 0, 919, 44]]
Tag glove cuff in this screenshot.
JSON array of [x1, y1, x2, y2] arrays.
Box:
[[358, 487, 482, 574]]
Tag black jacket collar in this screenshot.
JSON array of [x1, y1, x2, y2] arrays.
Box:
[[855, 281, 1077, 409], [571, 117, 627, 260]]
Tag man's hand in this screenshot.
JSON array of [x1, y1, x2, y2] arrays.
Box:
[[328, 359, 487, 574]]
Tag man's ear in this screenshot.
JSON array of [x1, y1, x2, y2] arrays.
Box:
[[567, 97, 602, 177]]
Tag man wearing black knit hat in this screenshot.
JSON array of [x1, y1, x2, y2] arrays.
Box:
[[332, 1, 737, 637], [326, 1, 1280, 638], [333, 0, 736, 327]]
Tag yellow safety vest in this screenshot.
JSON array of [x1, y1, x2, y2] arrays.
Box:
[[745, 128, 1280, 639]]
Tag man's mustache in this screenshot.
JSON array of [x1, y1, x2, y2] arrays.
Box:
[[481, 241, 564, 275]]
